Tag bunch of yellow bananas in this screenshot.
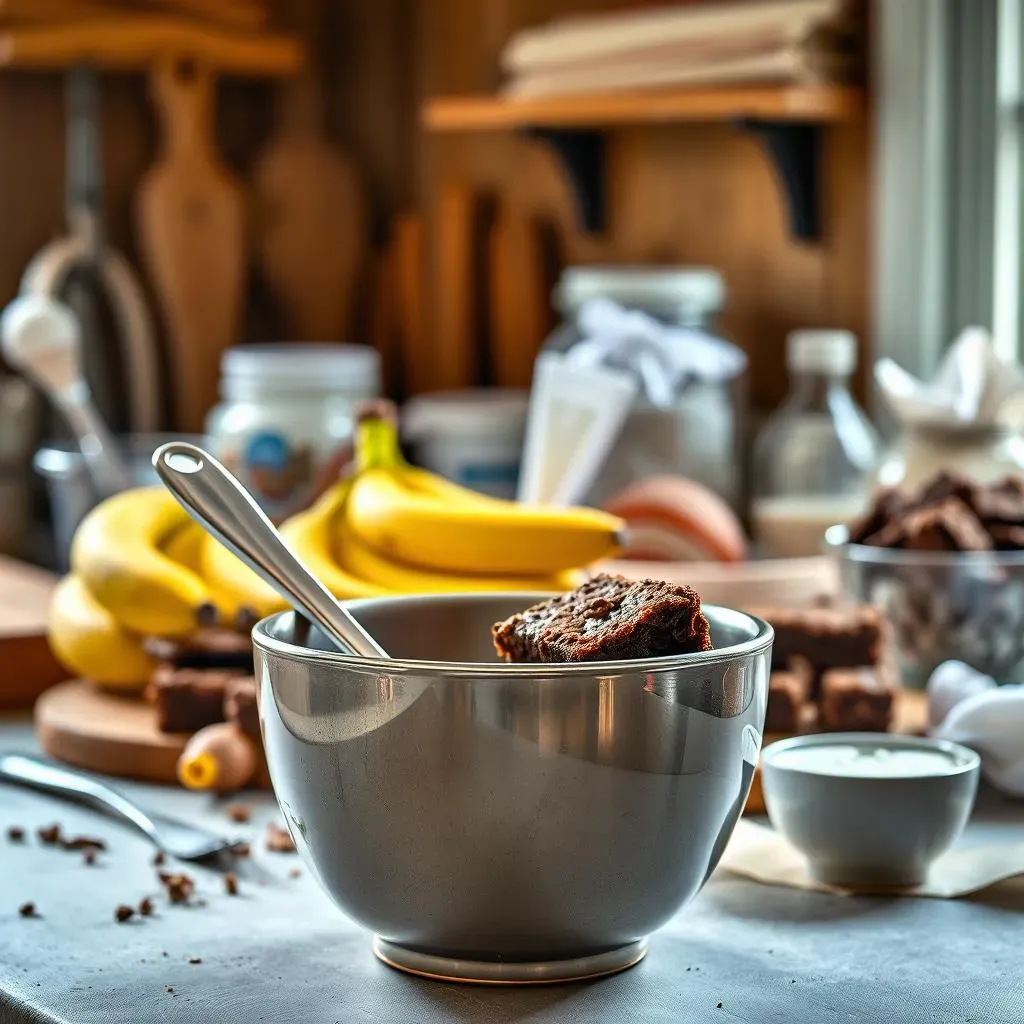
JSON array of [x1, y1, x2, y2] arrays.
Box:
[[49, 412, 624, 691]]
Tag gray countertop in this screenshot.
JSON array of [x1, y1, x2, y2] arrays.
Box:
[[1, 717, 1023, 1024]]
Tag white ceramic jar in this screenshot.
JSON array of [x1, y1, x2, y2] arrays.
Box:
[[206, 344, 381, 519]]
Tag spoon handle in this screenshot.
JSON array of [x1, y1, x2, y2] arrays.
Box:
[[152, 441, 388, 659]]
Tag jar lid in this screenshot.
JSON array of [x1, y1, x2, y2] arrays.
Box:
[[787, 329, 858, 375], [402, 389, 530, 440], [220, 344, 381, 395], [555, 266, 725, 321]]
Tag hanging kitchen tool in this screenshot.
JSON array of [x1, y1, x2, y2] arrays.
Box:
[[253, 0, 364, 342], [136, 56, 246, 434], [21, 65, 162, 434]]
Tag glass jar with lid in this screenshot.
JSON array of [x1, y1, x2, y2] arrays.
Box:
[[751, 329, 879, 557], [206, 343, 381, 520], [542, 265, 747, 509]]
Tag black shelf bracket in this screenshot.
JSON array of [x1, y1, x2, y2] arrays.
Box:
[[736, 118, 823, 243], [522, 127, 607, 235]]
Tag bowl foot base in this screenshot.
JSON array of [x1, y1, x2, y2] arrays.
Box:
[[372, 937, 648, 985]]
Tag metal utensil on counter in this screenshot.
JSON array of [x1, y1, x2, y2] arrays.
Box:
[[152, 441, 388, 658], [0, 753, 241, 862], [1, 294, 132, 496], [21, 65, 161, 434]]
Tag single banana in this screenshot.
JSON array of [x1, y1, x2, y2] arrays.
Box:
[[347, 468, 622, 577], [334, 510, 580, 594], [48, 575, 156, 690], [348, 412, 624, 577], [71, 487, 215, 637]]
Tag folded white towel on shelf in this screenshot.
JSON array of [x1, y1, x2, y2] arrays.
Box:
[[928, 659, 1024, 798]]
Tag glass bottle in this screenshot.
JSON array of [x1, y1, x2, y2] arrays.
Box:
[[752, 330, 879, 558]]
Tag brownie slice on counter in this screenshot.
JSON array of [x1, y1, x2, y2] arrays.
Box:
[[819, 667, 895, 732], [757, 605, 885, 680], [224, 676, 260, 742], [871, 498, 993, 552], [492, 574, 712, 664], [144, 628, 254, 671], [150, 666, 247, 734], [765, 657, 813, 734]]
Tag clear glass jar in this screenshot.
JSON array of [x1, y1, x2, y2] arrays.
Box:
[[872, 423, 1024, 492], [206, 344, 381, 520], [752, 330, 879, 558], [543, 266, 746, 508]]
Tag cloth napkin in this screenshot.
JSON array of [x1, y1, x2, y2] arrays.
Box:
[[875, 326, 1024, 428], [566, 297, 747, 409], [928, 660, 1024, 798]]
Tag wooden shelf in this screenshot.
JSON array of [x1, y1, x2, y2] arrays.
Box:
[[0, 17, 302, 76], [423, 84, 863, 132]]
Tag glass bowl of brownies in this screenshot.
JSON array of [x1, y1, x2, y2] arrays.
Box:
[[826, 470, 1024, 688]]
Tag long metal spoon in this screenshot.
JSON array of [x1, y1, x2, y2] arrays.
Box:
[[153, 441, 388, 659]]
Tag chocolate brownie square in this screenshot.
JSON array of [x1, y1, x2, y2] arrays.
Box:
[[988, 523, 1024, 550], [150, 666, 242, 734], [847, 487, 911, 544], [915, 471, 982, 513], [758, 605, 885, 678], [223, 676, 260, 742], [819, 667, 895, 732], [765, 657, 813, 733], [492, 574, 712, 664], [872, 498, 992, 552], [144, 629, 253, 671]]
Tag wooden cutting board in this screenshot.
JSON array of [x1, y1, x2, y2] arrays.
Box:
[[136, 56, 246, 433], [35, 679, 272, 787], [0, 557, 67, 710], [253, 0, 364, 343]]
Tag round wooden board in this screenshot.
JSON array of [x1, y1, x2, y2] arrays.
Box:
[[35, 680, 187, 785], [743, 688, 929, 815]]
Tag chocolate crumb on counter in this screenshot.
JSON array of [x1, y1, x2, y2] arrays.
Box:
[[6, 825, 25, 843], [165, 986, 174, 993], [139, 898, 154, 917], [158, 872, 195, 905], [37, 824, 62, 846], [266, 823, 296, 853], [224, 872, 239, 896], [224, 802, 251, 824], [114, 905, 135, 923], [60, 835, 106, 852], [18, 902, 36, 918], [493, 574, 713, 664], [188, 957, 202, 965], [231, 842, 251, 859], [819, 667, 895, 732], [83, 849, 97, 866], [289, 867, 302, 879], [153, 850, 166, 867]]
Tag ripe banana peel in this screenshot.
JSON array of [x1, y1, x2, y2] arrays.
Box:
[[48, 575, 155, 689], [71, 487, 214, 637]]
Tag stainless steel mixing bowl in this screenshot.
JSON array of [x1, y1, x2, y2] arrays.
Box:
[[253, 594, 772, 984]]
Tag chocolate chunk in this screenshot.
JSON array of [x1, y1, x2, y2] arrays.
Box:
[[83, 849, 97, 866], [18, 902, 36, 918], [115, 905, 135, 923], [492, 574, 712, 664], [231, 842, 251, 859], [266, 823, 296, 853], [847, 487, 911, 544], [872, 498, 992, 552], [139, 898, 154, 916], [150, 666, 244, 734], [224, 872, 239, 896], [289, 867, 302, 879], [915, 471, 982, 513], [819, 667, 895, 732], [223, 677, 260, 742], [37, 824, 61, 846], [766, 658, 813, 733], [188, 957, 202, 965], [158, 871, 195, 904], [60, 835, 106, 852], [144, 629, 253, 671], [153, 851, 166, 867], [6, 826, 24, 843], [224, 802, 251, 824], [988, 523, 1024, 550]]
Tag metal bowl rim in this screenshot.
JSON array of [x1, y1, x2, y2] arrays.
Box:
[[252, 594, 774, 678]]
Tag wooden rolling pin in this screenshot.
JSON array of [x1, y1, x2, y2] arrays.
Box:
[[136, 57, 246, 433]]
